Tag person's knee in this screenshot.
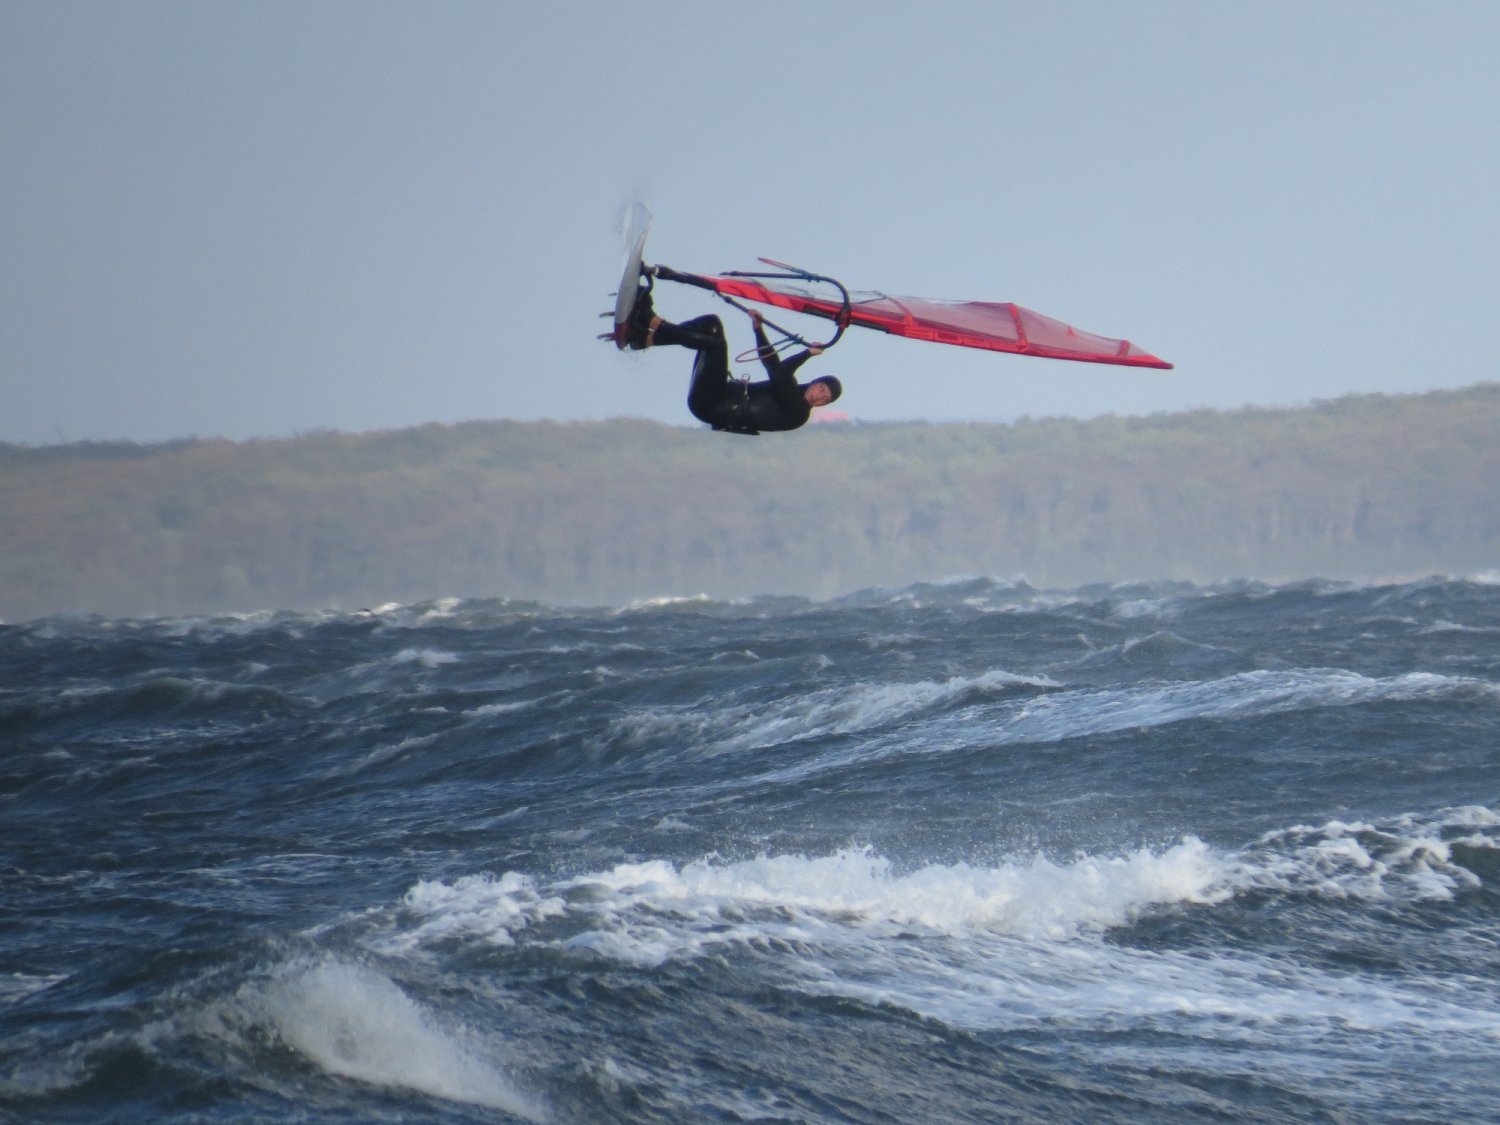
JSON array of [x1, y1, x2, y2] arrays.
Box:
[[684, 314, 724, 339]]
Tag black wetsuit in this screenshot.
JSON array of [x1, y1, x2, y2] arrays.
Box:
[[668, 315, 815, 435]]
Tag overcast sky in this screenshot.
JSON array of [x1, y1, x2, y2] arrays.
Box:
[[4, 1, 1497, 445]]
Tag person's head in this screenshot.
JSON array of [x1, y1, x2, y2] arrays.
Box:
[[803, 375, 842, 409]]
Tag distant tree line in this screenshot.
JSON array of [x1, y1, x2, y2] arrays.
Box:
[[2, 384, 1497, 620]]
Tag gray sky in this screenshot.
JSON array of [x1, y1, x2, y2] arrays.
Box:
[[4, 1, 1497, 445]]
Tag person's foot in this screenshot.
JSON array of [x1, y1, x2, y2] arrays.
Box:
[[625, 285, 656, 349]]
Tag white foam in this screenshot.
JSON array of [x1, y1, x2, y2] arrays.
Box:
[[590, 841, 1220, 941], [615, 593, 717, 613], [394, 872, 567, 951], [414, 597, 465, 622], [1112, 596, 1185, 620], [1234, 805, 1499, 903], [0, 1037, 93, 1098], [252, 959, 543, 1119], [392, 647, 459, 669], [398, 839, 1227, 968], [392, 807, 1500, 1053], [463, 699, 536, 719]]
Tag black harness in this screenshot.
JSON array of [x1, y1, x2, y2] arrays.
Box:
[[711, 378, 761, 436]]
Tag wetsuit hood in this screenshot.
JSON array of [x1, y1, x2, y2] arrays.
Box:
[[807, 375, 842, 404]]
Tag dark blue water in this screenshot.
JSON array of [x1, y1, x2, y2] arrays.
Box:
[[4, 575, 1499, 1123]]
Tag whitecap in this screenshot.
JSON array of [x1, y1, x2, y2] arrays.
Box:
[[390, 872, 567, 951], [396, 839, 1227, 968], [247, 958, 544, 1119], [391, 647, 459, 669], [1232, 804, 1499, 903]]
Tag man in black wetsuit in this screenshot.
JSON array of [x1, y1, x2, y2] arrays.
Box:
[[624, 276, 842, 436]]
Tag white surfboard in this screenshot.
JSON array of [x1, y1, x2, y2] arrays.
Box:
[[611, 203, 653, 349]]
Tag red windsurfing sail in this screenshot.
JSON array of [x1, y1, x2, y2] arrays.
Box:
[[683, 270, 1173, 370]]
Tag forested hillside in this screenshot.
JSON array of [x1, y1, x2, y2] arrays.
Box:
[[3, 385, 1497, 620]]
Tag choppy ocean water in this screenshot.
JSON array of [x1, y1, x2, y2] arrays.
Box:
[[3, 574, 1499, 1123]]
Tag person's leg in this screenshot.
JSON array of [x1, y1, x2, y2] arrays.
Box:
[[625, 281, 720, 350], [679, 316, 732, 424], [648, 313, 722, 350]]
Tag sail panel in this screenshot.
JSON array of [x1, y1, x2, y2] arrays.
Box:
[[707, 275, 1172, 369]]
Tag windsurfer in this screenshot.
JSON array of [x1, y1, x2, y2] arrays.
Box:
[[625, 280, 842, 436]]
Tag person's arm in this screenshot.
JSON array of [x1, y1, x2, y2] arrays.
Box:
[[751, 313, 779, 379], [752, 312, 824, 377]]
